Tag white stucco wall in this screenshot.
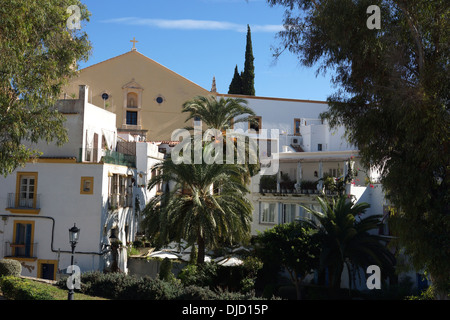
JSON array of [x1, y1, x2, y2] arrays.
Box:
[[0, 162, 108, 277]]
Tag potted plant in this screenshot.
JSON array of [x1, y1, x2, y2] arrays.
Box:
[[260, 174, 277, 193], [280, 173, 295, 193], [300, 180, 317, 194]]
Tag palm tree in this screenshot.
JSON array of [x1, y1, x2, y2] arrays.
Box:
[[142, 155, 253, 264], [182, 95, 257, 132], [182, 95, 260, 181], [302, 195, 395, 292]]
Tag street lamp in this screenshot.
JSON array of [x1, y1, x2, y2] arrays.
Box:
[[68, 223, 80, 300], [109, 228, 119, 272]]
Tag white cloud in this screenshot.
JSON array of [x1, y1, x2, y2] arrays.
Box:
[[100, 17, 283, 33]]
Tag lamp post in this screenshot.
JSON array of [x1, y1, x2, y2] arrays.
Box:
[[109, 229, 119, 273], [68, 223, 80, 301]]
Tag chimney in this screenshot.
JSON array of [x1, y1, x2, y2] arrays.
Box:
[[79, 85, 89, 104]]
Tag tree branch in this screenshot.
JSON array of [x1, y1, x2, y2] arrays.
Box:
[[393, 0, 425, 75]]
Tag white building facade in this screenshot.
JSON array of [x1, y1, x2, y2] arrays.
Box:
[[0, 85, 163, 280]]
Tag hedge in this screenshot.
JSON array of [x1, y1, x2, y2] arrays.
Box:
[[0, 276, 55, 300], [56, 271, 267, 300], [0, 259, 22, 277]]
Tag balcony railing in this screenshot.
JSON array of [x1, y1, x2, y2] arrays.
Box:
[[103, 150, 136, 167], [4, 241, 38, 259], [7, 193, 41, 210], [78, 148, 136, 167]]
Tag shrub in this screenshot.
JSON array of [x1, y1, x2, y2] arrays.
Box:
[[132, 239, 144, 248], [0, 259, 22, 277], [177, 285, 218, 300], [158, 258, 173, 281], [58, 271, 184, 300], [178, 263, 218, 288], [56, 269, 271, 300], [0, 276, 55, 300], [135, 277, 183, 300], [214, 287, 262, 300]]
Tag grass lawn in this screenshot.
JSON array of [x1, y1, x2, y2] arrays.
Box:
[[0, 277, 108, 300]]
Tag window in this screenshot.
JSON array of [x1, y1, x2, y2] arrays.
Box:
[[127, 92, 138, 108], [10, 172, 40, 213], [318, 144, 323, 151], [261, 202, 276, 223], [156, 96, 164, 104], [38, 260, 58, 280], [109, 174, 133, 208], [249, 116, 262, 134], [122, 80, 143, 129], [298, 205, 313, 222], [12, 220, 35, 258], [126, 111, 138, 125], [193, 116, 202, 128], [151, 168, 162, 193], [80, 177, 94, 194], [294, 118, 301, 135], [259, 139, 277, 158], [18, 175, 36, 207], [282, 204, 297, 224]]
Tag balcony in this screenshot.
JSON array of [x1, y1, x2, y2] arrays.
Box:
[[78, 148, 136, 168], [4, 241, 38, 260], [6, 193, 41, 214], [103, 150, 136, 168]]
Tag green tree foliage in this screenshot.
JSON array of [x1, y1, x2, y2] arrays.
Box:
[[0, 259, 22, 277], [301, 196, 396, 292], [267, 0, 449, 297], [228, 65, 243, 94], [142, 158, 253, 265], [159, 258, 176, 282], [242, 25, 256, 96], [228, 25, 255, 95], [182, 95, 256, 132], [255, 221, 322, 299], [0, 0, 92, 176], [182, 95, 260, 180]]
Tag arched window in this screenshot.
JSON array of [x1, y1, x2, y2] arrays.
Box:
[[127, 92, 138, 108]]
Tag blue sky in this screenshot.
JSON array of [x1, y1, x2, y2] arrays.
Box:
[[78, 0, 336, 100]]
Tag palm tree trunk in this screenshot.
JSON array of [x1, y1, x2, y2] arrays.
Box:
[[294, 278, 302, 300], [197, 234, 206, 265], [328, 265, 344, 298]]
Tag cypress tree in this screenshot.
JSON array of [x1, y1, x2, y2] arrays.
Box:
[[241, 25, 255, 96], [228, 65, 243, 94]]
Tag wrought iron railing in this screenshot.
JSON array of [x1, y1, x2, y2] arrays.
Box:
[[7, 193, 41, 209], [4, 241, 38, 259]]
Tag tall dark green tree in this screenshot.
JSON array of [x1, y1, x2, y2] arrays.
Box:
[[228, 65, 243, 94], [241, 25, 256, 96], [255, 221, 321, 299], [267, 0, 449, 298], [0, 0, 92, 176], [302, 195, 396, 294]]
